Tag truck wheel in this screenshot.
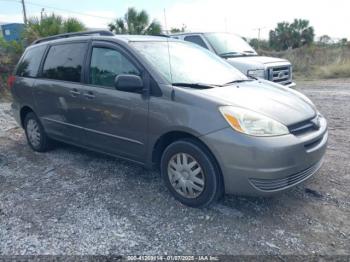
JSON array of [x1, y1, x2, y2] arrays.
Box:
[[161, 138, 223, 208], [24, 112, 51, 152]]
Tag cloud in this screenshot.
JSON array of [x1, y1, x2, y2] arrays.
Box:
[[155, 0, 350, 39], [0, 11, 116, 30], [69, 11, 116, 29], [0, 14, 24, 24], [1, 0, 348, 39]]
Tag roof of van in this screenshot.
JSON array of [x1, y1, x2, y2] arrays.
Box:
[[170, 32, 241, 37], [31, 30, 173, 46], [170, 32, 207, 36], [111, 35, 172, 42]]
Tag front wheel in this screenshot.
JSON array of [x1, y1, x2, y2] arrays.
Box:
[[161, 139, 223, 208]]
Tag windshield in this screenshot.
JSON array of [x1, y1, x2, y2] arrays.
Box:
[[131, 41, 248, 86], [204, 33, 257, 57]]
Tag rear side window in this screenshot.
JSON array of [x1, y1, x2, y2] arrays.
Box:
[[89, 47, 140, 88], [16, 45, 46, 77], [42, 42, 86, 83], [184, 35, 208, 49]]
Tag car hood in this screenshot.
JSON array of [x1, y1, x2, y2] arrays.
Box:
[[225, 56, 290, 69], [199, 80, 316, 126]]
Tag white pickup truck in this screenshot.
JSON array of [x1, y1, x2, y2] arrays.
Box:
[[170, 32, 296, 87]]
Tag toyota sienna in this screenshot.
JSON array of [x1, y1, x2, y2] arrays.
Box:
[[10, 31, 328, 207]]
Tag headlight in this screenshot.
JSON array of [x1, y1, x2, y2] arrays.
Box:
[[247, 69, 265, 79], [219, 106, 289, 136]]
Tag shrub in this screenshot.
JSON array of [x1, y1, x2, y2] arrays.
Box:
[[260, 45, 350, 79], [0, 37, 23, 99], [317, 61, 350, 78], [23, 13, 86, 44]]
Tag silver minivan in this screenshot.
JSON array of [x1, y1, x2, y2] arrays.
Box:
[[11, 31, 327, 207]]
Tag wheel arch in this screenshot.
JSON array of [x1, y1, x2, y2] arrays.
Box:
[[151, 131, 223, 184], [153, 130, 226, 201], [20, 105, 35, 127]]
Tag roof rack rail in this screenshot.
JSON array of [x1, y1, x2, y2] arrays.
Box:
[[32, 30, 114, 45], [152, 33, 170, 38]]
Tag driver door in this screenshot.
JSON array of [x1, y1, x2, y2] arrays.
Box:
[[78, 41, 149, 163]]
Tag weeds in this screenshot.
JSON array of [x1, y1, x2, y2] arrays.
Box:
[[0, 37, 22, 100], [317, 61, 350, 78], [260, 46, 350, 79]]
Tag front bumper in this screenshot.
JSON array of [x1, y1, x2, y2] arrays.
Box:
[[201, 116, 328, 196], [285, 82, 296, 88]]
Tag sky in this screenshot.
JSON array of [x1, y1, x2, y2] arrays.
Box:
[[0, 0, 349, 40]]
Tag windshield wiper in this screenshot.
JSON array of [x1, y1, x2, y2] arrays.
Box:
[[220, 51, 258, 57], [172, 82, 220, 89], [223, 79, 254, 86], [243, 50, 256, 54], [219, 51, 243, 57]]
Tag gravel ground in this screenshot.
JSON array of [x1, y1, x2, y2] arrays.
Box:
[[0, 79, 349, 255]]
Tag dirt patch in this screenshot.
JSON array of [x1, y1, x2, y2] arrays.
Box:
[[0, 103, 17, 137]]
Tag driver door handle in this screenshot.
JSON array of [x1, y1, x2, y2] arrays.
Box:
[[70, 88, 80, 97], [84, 91, 95, 99]]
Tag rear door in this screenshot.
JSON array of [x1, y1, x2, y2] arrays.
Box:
[[78, 41, 149, 162], [33, 41, 88, 144]]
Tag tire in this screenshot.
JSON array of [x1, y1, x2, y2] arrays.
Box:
[[161, 138, 223, 208], [24, 112, 52, 152]]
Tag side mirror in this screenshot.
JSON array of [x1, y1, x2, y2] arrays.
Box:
[[114, 74, 144, 92]]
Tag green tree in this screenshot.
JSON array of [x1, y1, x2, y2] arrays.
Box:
[[339, 38, 348, 46], [0, 36, 23, 94], [108, 7, 162, 35], [170, 24, 187, 34], [319, 35, 331, 45], [269, 19, 314, 50], [249, 38, 270, 51], [63, 17, 86, 33], [24, 13, 86, 43]]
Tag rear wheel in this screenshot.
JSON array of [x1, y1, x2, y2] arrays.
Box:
[[161, 138, 223, 208], [24, 112, 52, 152]]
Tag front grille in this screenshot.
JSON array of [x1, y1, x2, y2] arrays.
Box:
[[249, 160, 323, 191], [268, 65, 292, 85], [288, 115, 321, 136]]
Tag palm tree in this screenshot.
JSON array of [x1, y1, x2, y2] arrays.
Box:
[[24, 13, 86, 44], [269, 19, 314, 50], [108, 7, 162, 35]]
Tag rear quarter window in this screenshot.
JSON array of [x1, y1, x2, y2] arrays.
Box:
[[184, 35, 208, 49], [42, 42, 87, 83], [16, 45, 46, 77]]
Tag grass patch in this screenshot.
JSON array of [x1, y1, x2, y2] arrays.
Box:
[[0, 89, 11, 102], [0, 74, 12, 102], [317, 61, 350, 79], [260, 46, 350, 80]]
